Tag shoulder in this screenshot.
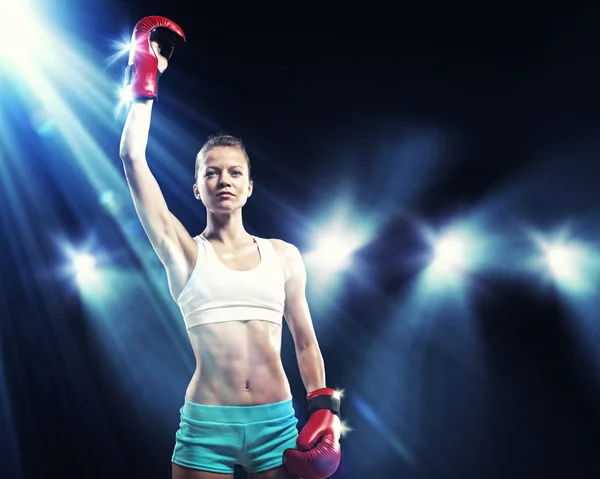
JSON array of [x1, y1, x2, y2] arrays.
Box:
[[267, 238, 293, 253], [266, 238, 305, 278], [267, 238, 301, 259]]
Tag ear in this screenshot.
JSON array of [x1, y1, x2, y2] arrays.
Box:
[[193, 183, 201, 200], [247, 179, 253, 198]]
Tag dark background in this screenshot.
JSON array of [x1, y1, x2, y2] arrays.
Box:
[[1, 2, 600, 478]]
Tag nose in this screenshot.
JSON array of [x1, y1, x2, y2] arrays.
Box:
[[219, 175, 232, 186]]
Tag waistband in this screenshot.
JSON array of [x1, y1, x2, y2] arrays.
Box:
[[182, 397, 295, 424]]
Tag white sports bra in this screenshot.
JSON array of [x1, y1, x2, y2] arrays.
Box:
[[176, 235, 286, 330]]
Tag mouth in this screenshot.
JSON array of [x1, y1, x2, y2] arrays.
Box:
[[216, 192, 235, 198]]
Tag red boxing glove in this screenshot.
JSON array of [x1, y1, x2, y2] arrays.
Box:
[[283, 388, 342, 479], [124, 16, 186, 100]]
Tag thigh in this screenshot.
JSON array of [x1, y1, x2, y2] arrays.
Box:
[[172, 462, 233, 479], [172, 402, 242, 475], [244, 404, 298, 473], [248, 466, 297, 479]]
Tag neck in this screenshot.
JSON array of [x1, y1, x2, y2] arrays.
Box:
[[202, 210, 250, 245]]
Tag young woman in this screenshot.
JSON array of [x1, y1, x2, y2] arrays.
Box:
[[118, 16, 341, 479]]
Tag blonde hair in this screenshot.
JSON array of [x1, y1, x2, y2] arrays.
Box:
[[194, 134, 251, 179]]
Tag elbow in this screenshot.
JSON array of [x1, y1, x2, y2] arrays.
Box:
[[119, 150, 144, 165], [296, 340, 320, 354], [119, 138, 145, 163], [119, 145, 132, 162]]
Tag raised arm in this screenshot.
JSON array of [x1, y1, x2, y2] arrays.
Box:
[[119, 17, 195, 297]]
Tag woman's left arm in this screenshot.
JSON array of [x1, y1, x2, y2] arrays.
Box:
[[277, 241, 342, 478], [280, 242, 326, 394]]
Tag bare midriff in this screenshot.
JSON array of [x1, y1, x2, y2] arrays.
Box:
[[185, 319, 292, 406]]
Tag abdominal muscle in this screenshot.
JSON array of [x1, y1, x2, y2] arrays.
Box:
[[185, 319, 293, 406]]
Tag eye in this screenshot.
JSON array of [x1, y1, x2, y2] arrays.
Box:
[[232, 170, 242, 176], [205, 171, 217, 177]]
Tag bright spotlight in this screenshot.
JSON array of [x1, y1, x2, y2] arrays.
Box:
[[538, 240, 586, 289], [527, 229, 599, 295], [72, 253, 100, 287], [339, 420, 352, 438], [430, 234, 467, 272], [0, 1, 44, 60], [544, 243, 579, 280], [314, 235, 355, 270], [419, 223, 488, 292], [304, 222, 367, 278], [302, 225, 365, 285], [119, 41, 134, 56], [114, 85, 133, 116], [105, 39, 136, 69], [119, 85, 133, 104]]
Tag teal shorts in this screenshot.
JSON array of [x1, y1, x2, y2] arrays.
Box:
[[171, 397, 299, 474]]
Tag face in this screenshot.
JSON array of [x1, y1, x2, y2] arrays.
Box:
[[193, 146, 253, 212]]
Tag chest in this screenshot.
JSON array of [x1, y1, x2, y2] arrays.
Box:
[[210, 241, 261, 271]]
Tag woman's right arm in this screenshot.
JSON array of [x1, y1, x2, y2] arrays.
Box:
[[119, 100, 195, 270], [118, 17, 194, 282]]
